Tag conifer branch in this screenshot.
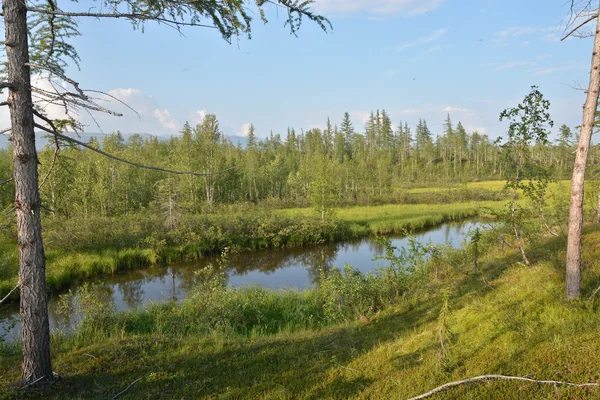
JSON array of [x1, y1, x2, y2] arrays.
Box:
[[27, 6, 218, 29]]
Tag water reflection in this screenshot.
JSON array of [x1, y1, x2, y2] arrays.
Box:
[[0, 220, 484, 340]]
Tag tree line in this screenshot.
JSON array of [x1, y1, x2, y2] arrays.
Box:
[[0, 110, 589, 220]]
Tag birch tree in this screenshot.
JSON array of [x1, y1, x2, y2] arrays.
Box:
[[1, 0, 328, 385]]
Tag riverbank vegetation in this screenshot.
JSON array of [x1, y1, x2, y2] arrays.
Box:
[[2, 219, 600, 398], [0, 197, 503, 303], [2, 103, 600, 395]]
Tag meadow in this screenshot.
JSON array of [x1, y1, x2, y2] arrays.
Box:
[[2, 213, 600, 399], [0, 184, 510, 304]]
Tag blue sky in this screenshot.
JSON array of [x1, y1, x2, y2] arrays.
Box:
[[4, 0, 597, 142]]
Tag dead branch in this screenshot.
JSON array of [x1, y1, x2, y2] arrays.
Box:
[[562, 13, 598, 41], [40, 205, 56, 214], [0, 283, 19, 306], [38, 137, 59, 190], [0, 177, 14, 186], [111, 373, 149, 400], [588, 284, 600, 301], [406, 374, 599, 400], [19, 375, 46, 390]]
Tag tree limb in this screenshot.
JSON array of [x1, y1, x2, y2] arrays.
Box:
[[27, 7, 217, 29], [0, 177, 14, 186], [0, 284, 20, 306], [38, 136, 59, 190], [407, 374, 598, 400], [562, 13, 598, 41], [111, 373, 149, 400]]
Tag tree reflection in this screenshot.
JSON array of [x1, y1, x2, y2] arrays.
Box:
[[118, 280, 144, 308]]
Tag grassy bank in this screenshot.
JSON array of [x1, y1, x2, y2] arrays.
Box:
[[2, 222, 600, 398], [0, 197, 504, 303]]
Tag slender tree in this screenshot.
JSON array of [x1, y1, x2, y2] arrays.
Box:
[[1, 0, 329, 384], [563, 0, 600, 299]]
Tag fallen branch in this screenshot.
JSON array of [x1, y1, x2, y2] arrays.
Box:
[[407, 374, 598, 400], [111, 374, 149, 400], [0, 284, 20, 306], [19, 375, 46, 390], [588, 284, 600, 302]]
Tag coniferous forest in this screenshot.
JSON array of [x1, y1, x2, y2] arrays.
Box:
[[0, 112, 587, 219]]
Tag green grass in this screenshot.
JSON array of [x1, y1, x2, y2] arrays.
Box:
[[278, 201, 502, 235], [3, 223, 600, 399], [0, 197, 507, 304]]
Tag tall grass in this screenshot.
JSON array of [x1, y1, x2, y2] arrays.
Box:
[[0, 198, 504, 303], [3, 223, 600, 399]]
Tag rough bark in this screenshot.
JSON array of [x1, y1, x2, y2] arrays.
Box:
[[3, 0, 53, 383], [566, 8, 600, 300]]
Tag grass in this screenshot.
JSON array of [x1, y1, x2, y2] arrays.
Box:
[[277, 200, 502, 235], [0, 196, 507, 304], [3, 221, 600, 399]]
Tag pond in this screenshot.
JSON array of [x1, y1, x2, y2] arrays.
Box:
[[0, 219, 488, 342]]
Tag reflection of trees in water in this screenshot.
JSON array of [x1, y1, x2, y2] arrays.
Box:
[[221, 242, 340, 284], [118, 280, 144, 308]]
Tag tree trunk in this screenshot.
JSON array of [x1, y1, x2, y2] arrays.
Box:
[[597, 190, 600, 224], [3, 0, 53, 383], [566, 10, 600, 300]]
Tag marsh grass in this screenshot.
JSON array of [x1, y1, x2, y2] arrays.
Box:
[[0, 198, 505, 303], [3, 224, 600, 399]]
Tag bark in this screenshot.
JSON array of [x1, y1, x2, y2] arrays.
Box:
[[566, 8, 600, 300], [3, 0, 53, 383], [597, 190, 600, 223]]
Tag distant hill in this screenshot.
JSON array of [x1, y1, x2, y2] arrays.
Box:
[[226, 135, 249, 148]]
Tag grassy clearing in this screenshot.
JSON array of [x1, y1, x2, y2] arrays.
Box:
[[2, 222, 600, 399], [0, 197, 505, 303], [277, 201, 502, 235]]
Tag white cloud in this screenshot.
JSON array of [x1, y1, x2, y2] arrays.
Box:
[[238, 122, 252, 137], [444, 106, 469, 113], [535, 66, 572, 75], [29, 74, 74, 123], [152, 108, 178, 130], [188, 109, 208, 126], [484, 61, 533, 71], [396, 28, 447, 51], [106, 88, 156, 116], [349, 111, 370, 124], [493, 26, 560, 46], [313, 0, 446, 16]]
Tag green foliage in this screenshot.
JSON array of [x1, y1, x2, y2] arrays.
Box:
[[496, 86, 555, 264], [5, 220, 600, 399]]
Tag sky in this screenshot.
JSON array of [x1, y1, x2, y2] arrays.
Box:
[[0, 0, 597, 143]]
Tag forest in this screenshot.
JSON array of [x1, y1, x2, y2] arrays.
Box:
[[0, 112, 586, 219], [3, 0, 600, 399]]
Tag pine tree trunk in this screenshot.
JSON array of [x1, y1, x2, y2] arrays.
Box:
[[566, 10, 600, 300], [3, 0, 53, 383]]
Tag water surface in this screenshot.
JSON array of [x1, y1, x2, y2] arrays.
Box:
[[0, 220, 486, 341]]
